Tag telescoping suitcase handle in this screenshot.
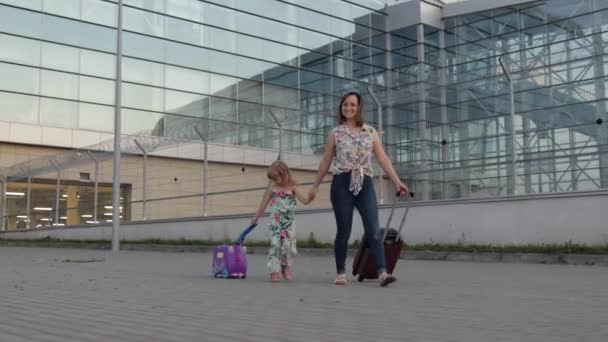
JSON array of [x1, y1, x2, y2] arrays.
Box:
[[381, 191, 414, 242], [235, 223, 257, 245]]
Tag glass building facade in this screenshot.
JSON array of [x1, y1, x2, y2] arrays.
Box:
[[1, 0, 608, 212]]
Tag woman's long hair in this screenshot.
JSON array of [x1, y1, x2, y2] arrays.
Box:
[[336, 91, 364, 127]]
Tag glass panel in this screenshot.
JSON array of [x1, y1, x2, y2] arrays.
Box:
[[78, 103, 113, 132], [121, 108, 164, 134], [166, 0, 203, 22], [41, 42, 79, 73], [0, 5, 42, 39], [237, 101, 263, 124], [237, 79, 262, 103], [264, 83, 298, 109], [165, 40, 208, 70], [0, 63, 40, 94], [124, 0, 164, 12], [0, 91, 39, 123], [264, 64, 299, 89], [0, 0, 42, 11], [122, 83, 164, 112], [79, 76, 115, 105], [166, 16, 202, 45], [80, 50, 115, 79], [263, 40, 299, 66], [206, 49, 238, 76], [123, 6, 165, 37], [165, 65, 208, 94], [300, 70, 331, 94], [163, 114, 201, 139], [236, 34, 263, 61], [209, 97, 236, 121], [39, 97, 78, 128], [207, 26, 236, 54], [43, 0, 80, 19], [0, 33, 41, 66], [165, 89, 205, 116], [123, 57, 165, 87], [41, 14, 116, 52], [40, 70, 78, 100], [301, 51, 331, 74], [81, 0, 117, 27], [239, 59, 270, 81], [208, 119, 236, 144], [123, 32, 165, 63], [205, 3, 236, 31], [209, 73, 237, 98]]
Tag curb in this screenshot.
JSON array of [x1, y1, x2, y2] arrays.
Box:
[[2, 241, 608, 266]]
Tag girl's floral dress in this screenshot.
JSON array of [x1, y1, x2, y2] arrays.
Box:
[[267, 189, 297, 273]]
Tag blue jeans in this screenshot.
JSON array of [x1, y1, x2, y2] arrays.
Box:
[[330, 172, 386, 275]]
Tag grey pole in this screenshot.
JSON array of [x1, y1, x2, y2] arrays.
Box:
[[112, 0, 124, 251], [267, 109, 283, 160], [86, 151, 99, 223], [367, 86, 385, 204], [194, 125, 209, 217], [498, 57, 518, 195], [134, 139, 148, 221], [26, 176, 31, 229], [50, 161, 61, 226], [0, 178, 5, 231], [261, 109, 283, 212]]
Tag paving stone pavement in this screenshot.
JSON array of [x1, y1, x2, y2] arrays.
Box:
[[1, 247, 607, 342]]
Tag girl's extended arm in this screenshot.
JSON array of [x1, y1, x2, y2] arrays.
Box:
[[252, 188, 272, 224]]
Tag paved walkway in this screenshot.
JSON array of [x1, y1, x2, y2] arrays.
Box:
[[1, 247, 607, 342]]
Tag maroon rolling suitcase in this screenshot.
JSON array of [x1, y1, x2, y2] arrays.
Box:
[[352, 193, 411, 282]]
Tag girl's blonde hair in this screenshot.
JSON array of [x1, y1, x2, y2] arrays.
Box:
[[267, 160, 297, 187]]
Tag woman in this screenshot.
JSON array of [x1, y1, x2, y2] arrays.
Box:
[[309, 91, 408, 287]]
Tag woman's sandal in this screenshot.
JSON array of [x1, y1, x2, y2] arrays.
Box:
[[379, 273, 396, 287], [334, 274, 348, 285]]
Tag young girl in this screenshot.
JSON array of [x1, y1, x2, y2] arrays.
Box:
[[252, 160, 312, 282]]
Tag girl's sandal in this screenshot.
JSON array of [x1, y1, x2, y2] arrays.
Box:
[[270, 272, 281, 282], [334, 274, 348, 285]]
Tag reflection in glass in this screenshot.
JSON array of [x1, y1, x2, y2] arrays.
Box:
[[0, 62, 40, 94], [0, 91, 39, 124], [122, 83, 164, 112], [123, 57, 165, 87], [80, 50, 116, 79], [79, 103, 113, 132], [79, 76, 115, 105], [39, 97, 77, 128], [0, 33, 41, 66], [40, 70, 78, 100], [41, 42, 79, 73]]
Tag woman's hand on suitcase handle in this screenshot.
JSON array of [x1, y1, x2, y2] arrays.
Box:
[[395, 181, 409, 197]]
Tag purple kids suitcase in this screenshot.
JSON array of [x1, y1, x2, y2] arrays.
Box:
[[211, 224, 257, 279]]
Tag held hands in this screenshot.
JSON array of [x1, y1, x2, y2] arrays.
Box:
[[251, 216, 259, 225], [308, 184, 319, 202]]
